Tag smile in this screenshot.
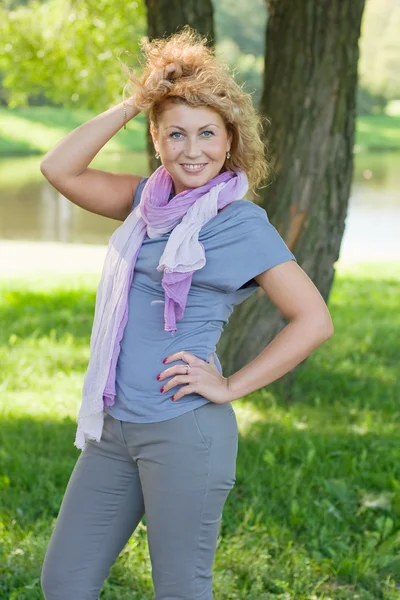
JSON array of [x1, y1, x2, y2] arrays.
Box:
[[180, 163, 208, 173]]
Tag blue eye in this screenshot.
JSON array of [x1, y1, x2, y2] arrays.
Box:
[[169, 130, 215, 139]]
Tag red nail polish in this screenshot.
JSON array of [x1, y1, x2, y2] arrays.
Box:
[[163, 358, 167, 364], [172, 396, 175, 401], [157, 374, 160, 380], [160, 386, 164, 393]]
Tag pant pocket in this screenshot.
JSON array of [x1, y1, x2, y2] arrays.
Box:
[[191, 403, 237, 451], [191, 407, 212, 450]]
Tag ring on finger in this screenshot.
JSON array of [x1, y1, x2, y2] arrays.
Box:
[[184, 364, 190, 374]]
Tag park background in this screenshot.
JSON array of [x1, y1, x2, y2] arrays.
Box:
[[0, 0, 399, 598]]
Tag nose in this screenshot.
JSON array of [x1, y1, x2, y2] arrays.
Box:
[[184, 136, 202, 159]]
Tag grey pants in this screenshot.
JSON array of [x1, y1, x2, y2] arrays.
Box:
[[41, 401, 238, 600]]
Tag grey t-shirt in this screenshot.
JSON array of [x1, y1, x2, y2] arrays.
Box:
[[105, 177, 297, 423]]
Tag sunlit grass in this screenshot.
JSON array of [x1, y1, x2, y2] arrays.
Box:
[[356, 115, 400, 151], [0, 262, 399, 599], [0, 105, 147, 158], [1, 106, 399, 159]]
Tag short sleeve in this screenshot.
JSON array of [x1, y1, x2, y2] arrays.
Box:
[[130, 177, 148, 213], [229, 201, 297, 292]]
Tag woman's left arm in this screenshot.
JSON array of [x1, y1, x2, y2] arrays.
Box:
[[159, 261, 334, 403], [226, 260, 334, 401]]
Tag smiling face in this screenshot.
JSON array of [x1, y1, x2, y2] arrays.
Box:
[[150, 102, 232, 196]]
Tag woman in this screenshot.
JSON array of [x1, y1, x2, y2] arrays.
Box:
[[40, 26, 333, 600]]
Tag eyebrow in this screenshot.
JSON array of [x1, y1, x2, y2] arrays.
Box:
[[165, 123, 220, 131]]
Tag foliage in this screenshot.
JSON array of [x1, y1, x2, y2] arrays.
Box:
[[0, 0, 268, 109], [0, 262, 399, 598], [213, 0, 266, 106], [357, 86, 388, 116], [215, 38, 264, 106], [213, 0, 266, 56], [1, 0, 399, 114], [358, 0, 400, 100], [0, 0, 146, 109]]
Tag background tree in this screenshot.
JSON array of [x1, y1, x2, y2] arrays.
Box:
[[219, 0, 366, 390], [1, 0, 393, 116], [143, 0, 214, 172], [0, 0, 373, 392]]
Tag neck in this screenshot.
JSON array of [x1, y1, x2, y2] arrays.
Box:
[[168, 183, 176, 202]]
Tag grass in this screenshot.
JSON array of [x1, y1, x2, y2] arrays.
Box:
[[0, 261, 399, 599], [356, 115, 400, 152], [0, 106, 399, 158], [0, 105, 147, 158]]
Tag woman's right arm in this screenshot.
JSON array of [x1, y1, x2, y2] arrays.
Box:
[[40, 99, 143, 222]]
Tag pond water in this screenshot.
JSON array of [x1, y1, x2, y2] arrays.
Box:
[[0, 151, 399, 263]]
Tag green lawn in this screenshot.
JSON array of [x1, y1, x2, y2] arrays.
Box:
[[0, 105, 147, 158], [356, 115, 400, 152], [0, 106, 399, 157], [0, 261, 399, 599]]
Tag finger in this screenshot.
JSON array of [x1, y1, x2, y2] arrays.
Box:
[[165, 62, 176, 73], [172, 385, 196, 401], [164, 351, 198, 365], [162, 375, 192, 393], [158, 364, 193, 381]]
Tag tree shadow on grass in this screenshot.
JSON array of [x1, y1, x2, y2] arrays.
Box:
[[0, 272, 399, 596], [0, 413, 399, 599], [0, 276, 399, 416], [0, 415, 154, 599]]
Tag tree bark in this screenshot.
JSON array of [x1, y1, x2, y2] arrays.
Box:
[[143, 0, 215, 173], [218, 0, 366, 391]]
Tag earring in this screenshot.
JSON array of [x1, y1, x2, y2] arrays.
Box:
[[155, 152, 160, 159], [226, 151, 231, 159]]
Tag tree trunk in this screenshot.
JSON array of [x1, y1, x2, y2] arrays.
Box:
[[143, 0, 215, 173], [218, 0, 366, 392]]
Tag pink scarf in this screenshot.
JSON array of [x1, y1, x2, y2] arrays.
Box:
[[74, 165, 249, 450]]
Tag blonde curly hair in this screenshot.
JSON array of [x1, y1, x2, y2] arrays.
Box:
[[122, 25, 270, 195]]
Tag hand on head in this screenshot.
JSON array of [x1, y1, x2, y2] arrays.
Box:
[[145, 62, 177, 91]]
